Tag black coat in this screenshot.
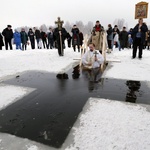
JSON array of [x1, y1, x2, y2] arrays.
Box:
[[2, 28, 13, 39], [132, 23, 148, 44], [71, 28, 80, 46], [79, 32, 84, 46], [28, 31, 35, 40], [119, 31, 128, 43], [41, 31, 47, 40], [53, 27, 67, 44], [0, 33, 4, 47], [35, 29, 41, 39]]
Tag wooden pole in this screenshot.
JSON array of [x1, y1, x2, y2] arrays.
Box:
[[59, 33, 63, 55], [101, 31, 107, 72], [79, 34, 88, 67]]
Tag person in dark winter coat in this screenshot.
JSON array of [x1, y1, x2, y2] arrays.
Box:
[[66, 32, 72, 48], [53, 27, 67, 56], [33, 27, 41, 49], [28, 28, 35, 49], [119, 27, 128, 50], [41, 30, 48, 49], [2, 25, 13, 50], [79, 31, 84, 49], [47, 27, 54, 49], [13, 29, 21, 50], [20, 28, 28, 50], [132, 18, 148, 59], [0, 33, 4, 50], [106, 24, 113, 51], [71, 25, 80, 52]]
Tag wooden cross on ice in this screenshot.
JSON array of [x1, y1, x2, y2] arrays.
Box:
[[55, 17, 64, 30]]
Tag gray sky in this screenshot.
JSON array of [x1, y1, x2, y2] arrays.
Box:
[[0, 0, 149, 31]]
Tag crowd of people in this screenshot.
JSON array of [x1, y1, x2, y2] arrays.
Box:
[[107, 23, 149, 52], [0, 18, 149, 83], [0, 18, 149, 59], [0, 24, 84, 54]]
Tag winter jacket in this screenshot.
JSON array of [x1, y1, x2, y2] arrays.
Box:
[[107, 27, 113, 40], [13, 31, 21, 44], [2, 28, 13, 39], [79, 32, 84, 46], [20, 31, 28, 44], [28, 31, 35, 40], [71, 28, 80, 46], [35, 29, 41, 39], [41, 31, 47, 40], [132, 23, 148, 44], [119, 31, 128, 42], [0, 33, 4, 47]]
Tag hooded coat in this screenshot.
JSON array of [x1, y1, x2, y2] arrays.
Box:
[[13, 31, 21, 44]]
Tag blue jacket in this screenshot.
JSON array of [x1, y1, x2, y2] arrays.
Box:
[[13, 31, 21, 44]]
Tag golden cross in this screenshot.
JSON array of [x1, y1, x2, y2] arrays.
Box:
[[55, 17, 64, 30]]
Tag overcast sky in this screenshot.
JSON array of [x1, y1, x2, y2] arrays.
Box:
[[0, 0, 149, 31]]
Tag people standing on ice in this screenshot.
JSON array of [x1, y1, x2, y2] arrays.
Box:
[[106, 24, 113, 53], [33, 27, 41, 49], [20, 28, 28, 50], [113, 25, 120, 50], [131, 18, 148, 59], [71, 25, 80, 52], [28, 28, 35, 49], [88, 20, 105, 53], [2, 25, 13, 50], [47, 27, 54, 49], [82, 43, 104, 82], [13, 29, 21, 50], [41, 29, 48, 49], [119, 27, 128, 50], [54, 17, 67, 56], [0, 32, 4, 50]]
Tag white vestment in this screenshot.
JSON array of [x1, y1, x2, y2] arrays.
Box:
[[82, 50, 104, 69]]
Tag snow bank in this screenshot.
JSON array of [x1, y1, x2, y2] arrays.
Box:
[[65, 98, 150, 150]]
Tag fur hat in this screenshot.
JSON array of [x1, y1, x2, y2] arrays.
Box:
[[7, 25, 12, 28]]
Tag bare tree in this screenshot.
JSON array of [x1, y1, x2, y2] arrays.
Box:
[[64, 21, 72, 33], [40, 24, 47, 32], [113, 18, 126, 30]]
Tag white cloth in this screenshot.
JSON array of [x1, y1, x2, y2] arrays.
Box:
[[38, 39, 42, 48], [114, 33, 119, 42], [82, 50, 104, 69]]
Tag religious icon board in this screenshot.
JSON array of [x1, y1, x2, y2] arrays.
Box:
[[135, 1, 148, 19]]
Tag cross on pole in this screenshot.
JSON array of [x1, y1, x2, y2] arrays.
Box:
[[55, 17, 64, 30]]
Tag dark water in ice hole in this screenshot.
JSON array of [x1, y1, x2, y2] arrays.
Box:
[[0, 66, 149, 148]]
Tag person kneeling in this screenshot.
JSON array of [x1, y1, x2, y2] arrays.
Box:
[[82, 43, 104, 82]]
